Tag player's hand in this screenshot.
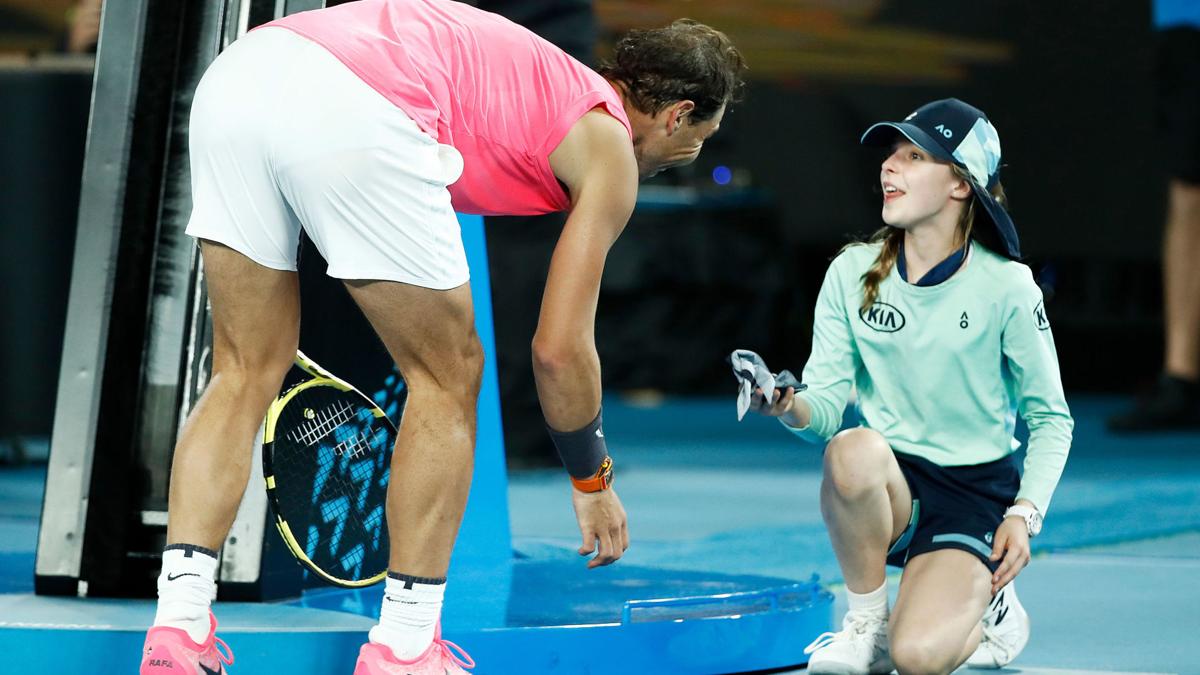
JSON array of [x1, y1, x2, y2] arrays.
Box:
[[989, 516, 1031, 594], [750, 386, 795, 417], [572, 486, 628, 569]]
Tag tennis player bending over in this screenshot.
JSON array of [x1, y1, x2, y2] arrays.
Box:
[[139, 1, 745, 673], [746, 99, 1072, 674]]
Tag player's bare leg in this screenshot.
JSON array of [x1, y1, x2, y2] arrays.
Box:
[[343, 280, 484, 577], [144, 239, 299, 674], [168, 240, 300, 550], [1163, 179, 1200, 382], [1110, 180, 1200, 430], [344, 279, 482, 671]]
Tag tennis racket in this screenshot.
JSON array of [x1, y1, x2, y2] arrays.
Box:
[[262, 350, 396, 587]]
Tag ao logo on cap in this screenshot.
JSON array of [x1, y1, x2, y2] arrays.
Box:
[[860, 302, 906, 333]]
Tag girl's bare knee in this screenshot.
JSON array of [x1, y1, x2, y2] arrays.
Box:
[[824, 428, 892, 498], [890, 634, 954, 675]]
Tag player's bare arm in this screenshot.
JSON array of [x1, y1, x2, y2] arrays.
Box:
[[534, 109, 637, 568], [536, 109, 638, 429]]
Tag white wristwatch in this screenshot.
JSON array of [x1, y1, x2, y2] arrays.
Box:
[[1004, 504, 1043, 538]]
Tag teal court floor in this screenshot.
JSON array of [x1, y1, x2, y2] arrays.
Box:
[[1, 394, 1197, 673], [511, 395, 1199, 674]]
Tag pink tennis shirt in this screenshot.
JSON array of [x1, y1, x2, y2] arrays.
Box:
[[268, 0, 632, 216]]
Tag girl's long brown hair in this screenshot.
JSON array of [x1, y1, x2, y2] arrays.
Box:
[[855, 165, 1008, 313]]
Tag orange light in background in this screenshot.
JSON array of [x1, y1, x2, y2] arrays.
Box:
[[594, 0, 1013, 84]]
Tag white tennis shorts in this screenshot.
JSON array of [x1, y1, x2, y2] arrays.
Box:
[[185, 27, 469, 289]]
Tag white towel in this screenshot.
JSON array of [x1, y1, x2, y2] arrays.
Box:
[[728, 349, 805, 420]]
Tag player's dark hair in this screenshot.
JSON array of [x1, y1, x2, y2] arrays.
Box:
[[857, 165, 1008, 313], [599, 19, 746, 122]]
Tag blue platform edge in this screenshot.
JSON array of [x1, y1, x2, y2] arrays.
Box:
[[451, 213, 512, 574], [0, 214, 833, 674], [0, 569, 832, 674]]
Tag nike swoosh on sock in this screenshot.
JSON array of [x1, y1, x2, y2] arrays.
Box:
[[166, 572, 202, 581]]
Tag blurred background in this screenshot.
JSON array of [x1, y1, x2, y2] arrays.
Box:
[[3, 2, 1198, 672], [1, 0, 1166, 466]]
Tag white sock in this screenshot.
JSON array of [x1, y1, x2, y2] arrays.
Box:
[[153, 544, 219, 644], [368, 573, 446, 661], [846, 580, 888, 618]]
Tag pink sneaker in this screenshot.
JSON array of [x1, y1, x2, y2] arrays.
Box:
[[140, 611, 234, 675], [354, 625, 475, 675]]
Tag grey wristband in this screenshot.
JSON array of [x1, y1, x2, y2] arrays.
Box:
[[547, 408, 608, 479]]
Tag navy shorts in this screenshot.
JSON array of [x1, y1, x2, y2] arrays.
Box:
[[885, 451, 1020, 572], [1156, 28, 1200, 183]]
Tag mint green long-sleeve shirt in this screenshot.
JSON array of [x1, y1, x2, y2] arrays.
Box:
[[786, 242, 1073, 514]]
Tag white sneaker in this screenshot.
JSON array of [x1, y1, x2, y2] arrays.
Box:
[[804, 609, 893, 674], [966, 581, 1030, 668]]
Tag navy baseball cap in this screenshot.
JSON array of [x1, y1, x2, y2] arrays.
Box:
[[860, 98, 1020, 260]]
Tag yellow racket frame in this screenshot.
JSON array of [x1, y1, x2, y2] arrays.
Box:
[[261, 350, 392, 588]]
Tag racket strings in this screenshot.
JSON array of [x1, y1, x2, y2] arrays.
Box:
[[330, 413, 388, 462], [287, 399, 355, 446]]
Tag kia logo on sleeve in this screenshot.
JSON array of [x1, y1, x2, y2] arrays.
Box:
[[1034, 300, 1050, 331]]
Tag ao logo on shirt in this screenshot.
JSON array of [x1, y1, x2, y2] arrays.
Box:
[[859, 301, 906, 333]]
